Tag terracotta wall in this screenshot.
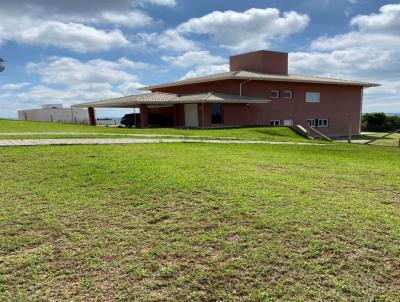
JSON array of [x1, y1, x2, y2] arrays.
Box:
[[230, 50, 288, 75], [173, 104, 185, 127], [153, 79, 363, 135], [148, 106, 173, 118]]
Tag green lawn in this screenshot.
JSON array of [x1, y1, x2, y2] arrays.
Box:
[[334, 132, 400, 147], [0, 141, 399, 301], [361, 132, 400, 147], [0, 119, 308, 142]]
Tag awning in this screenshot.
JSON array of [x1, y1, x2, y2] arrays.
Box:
[[72, 92, 271, 108]]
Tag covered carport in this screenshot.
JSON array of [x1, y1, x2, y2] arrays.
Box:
[[72, 92, 270, 128]]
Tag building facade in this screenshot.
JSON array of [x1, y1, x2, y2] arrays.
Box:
[[74, 50, 378, 136], [18, 104, 90, 124]]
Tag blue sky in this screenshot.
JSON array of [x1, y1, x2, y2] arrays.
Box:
[[0, 0, 399, 118]]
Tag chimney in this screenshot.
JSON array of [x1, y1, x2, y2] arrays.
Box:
[[230, 50, 288, 75]]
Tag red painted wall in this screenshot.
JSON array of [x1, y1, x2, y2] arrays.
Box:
[[230, 50, 288, 75], [153, 79, 363, 136], [173, 104, 185, 127], [148, 106, 173, 118]]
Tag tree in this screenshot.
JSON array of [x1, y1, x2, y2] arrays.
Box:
[[362, 112, 400, 132], [362, 112, 387, 131], [0, 58, 4, 72]]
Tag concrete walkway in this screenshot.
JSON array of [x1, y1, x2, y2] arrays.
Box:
[[0, 132, 189, 137], [0, 132, 237, 139], [0, 132, 240, 140], [334, 139, 371, 144], [0, 138, 326, 147]]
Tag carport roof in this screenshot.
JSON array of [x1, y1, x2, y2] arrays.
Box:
[[72, 92, 271, 108]]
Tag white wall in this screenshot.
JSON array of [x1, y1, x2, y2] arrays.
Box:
[[18, 108, 89, 124]]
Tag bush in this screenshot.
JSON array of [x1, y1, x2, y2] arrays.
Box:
[[362, 113, 400, 132]]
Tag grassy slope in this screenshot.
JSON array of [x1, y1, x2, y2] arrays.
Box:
[[362, 132, 400, 147], [0, 119, 308, 142], [335, 132, 400, 147], [0, 143, 399, 301]]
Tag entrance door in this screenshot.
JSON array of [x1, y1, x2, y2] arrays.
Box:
[[184, 104, 198, 127]]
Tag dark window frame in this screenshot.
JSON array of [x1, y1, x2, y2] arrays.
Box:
[[307, 118, 329, 128], [270, 120, 282, 126], [282, 90, 293, 99], [271, 90, 279, 98]]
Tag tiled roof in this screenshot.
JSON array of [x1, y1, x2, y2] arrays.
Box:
[[72, 92, 271, 108], [140, 70, 379, 90]]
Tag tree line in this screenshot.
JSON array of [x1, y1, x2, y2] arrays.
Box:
[[362, 113, 400, 132]]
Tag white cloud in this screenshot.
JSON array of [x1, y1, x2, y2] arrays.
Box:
[[162, 51, 225, 68], [0, 0, 178, 52], [138, 29, 198, 52], [20, 84, 122, 103], [311, 31, 400, 52], [0, 26, 5, 46], [0, 85, 132, 119], [1, 0, 176, 23], [181, 64, 229, 80], [26, 57, 148, 85], [351, 4, 400, 34], [96, 10, 153, 28], [177, 8, 310, 51], [310, 4, 400, 53], [1, 82, 30, 91], [137, 7, 309, 53], [118, 82, 146, 95], [117, 57, 151, 69], [0, 84, 123, 116], [290, 4, 400, 112], [0, 56, 148, 117], [138, 0, 176, 7], [2, 1, 176, 14], [6, 20, 130, 52], [290, 49, 400, 81]]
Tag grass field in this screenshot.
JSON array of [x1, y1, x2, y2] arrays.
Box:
[[0, 119, 309, 142], [334, 132, 400, 147], [360, 132, 400, 147], [1, 129, 399, 301]]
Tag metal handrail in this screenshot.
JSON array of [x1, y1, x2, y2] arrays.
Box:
[[363, 129, 400, 146], [309, 127, 333, 142]]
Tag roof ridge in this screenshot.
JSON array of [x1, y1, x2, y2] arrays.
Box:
[[204, 92, 212, 101], [139, 71, 379, 90], [288, 73, 372, 83]]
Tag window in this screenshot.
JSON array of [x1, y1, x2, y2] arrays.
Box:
[[283, 119, 293, 126], [271, 90, 279, 98], [306, 92, 320, 103], [270, 120, 282, 126], [318, 119, 329, 127], [282, 90, 293, 99], [307, 118, 329, 128], [211, 103, 223, 124]]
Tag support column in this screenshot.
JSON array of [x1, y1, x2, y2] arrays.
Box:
[[88, 107, 96, 126], [139, 104, 149, 128]]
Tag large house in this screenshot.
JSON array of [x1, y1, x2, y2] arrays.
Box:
[[74, 50, 379, 136]]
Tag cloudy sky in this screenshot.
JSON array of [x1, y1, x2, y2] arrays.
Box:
[[0, 0, 399, 118]]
